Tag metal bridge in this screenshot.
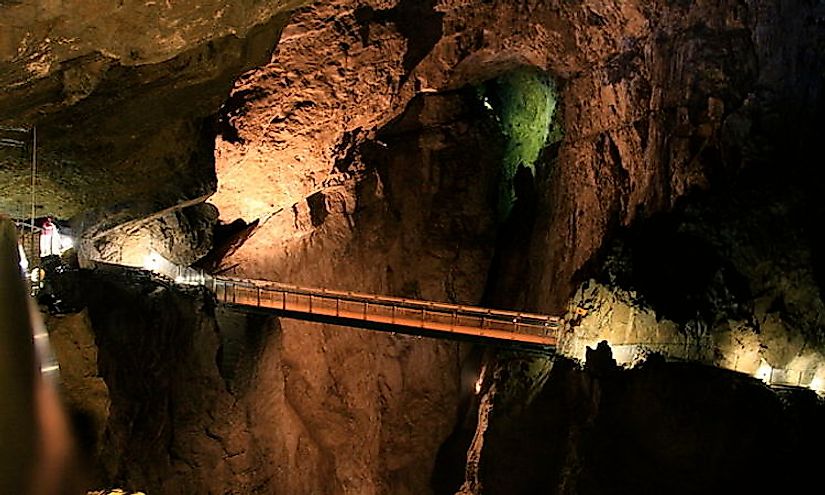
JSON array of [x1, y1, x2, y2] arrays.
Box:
[[178, 271, 561, 352]]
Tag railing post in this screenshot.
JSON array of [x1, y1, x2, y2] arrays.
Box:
[[282, 291, 286, 310], [421, 308, 425, 328], [309, 294, 313, 313], [364, 302, 368, 319], [391, 305, 396, 324], [257, 287, 261, 306], [232, 284, 236, 304], [336, 298, 340, 317]]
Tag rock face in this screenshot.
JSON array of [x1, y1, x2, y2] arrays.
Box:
[[85, 202, 219, 267], [44, 89, 505, 494], [467, 352, 825, 495], [49, 258, 465, 494], [442, 1, 825, 491], [55, 267, 270, 494], [0, 0, 303, 221], [470, 163, 825, 492], [564, 166, 825, 382], [219, 90, 505, 494], [10, 0, 825, 493], [46, 311, 110, 469], [209, 3, 824, 492], [213, 0, 824, 312]]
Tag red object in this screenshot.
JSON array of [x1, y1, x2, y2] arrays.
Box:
[[42, 218, 54, 235]]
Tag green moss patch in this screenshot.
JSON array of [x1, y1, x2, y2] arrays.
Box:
[[479, 67, 561, 219]]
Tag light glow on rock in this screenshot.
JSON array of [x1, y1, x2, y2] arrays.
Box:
[[142, 250, 163, 272], [809, 373, 825, 395], [755, 361, 773, 383], [474, 365, 486, 395]]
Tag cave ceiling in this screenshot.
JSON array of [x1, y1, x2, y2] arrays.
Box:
[[3, 2, 825, 493], [0, 0, 822, 309], [0, 0, 305, 224], [0, 0, 651, 226]]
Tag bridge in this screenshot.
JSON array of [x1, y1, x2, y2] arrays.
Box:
[[174, 269, 561, 352]]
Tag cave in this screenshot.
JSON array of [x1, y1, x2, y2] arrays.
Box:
[[2, 1, 825, 494]]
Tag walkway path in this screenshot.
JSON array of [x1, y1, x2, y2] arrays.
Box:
[[206, 275, 561, 352]]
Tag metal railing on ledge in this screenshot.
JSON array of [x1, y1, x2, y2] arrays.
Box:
[[207, 275, 561, 350], [96, 262, 825, 387], [561, 337, 824, 393]]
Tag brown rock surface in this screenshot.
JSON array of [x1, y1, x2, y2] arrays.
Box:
[[7, 0, 824, 493], [46, 310, 110, 458], [468, 356, 825, 495], [221, 90, 504, 494], [0, 0, 304, 221]]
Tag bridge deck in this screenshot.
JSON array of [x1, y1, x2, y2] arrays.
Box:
[[211, 276, 560, 350]]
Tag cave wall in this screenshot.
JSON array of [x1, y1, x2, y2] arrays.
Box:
[[557, 147, 825, 392], [48, 267, 279, 494], [528, 0, 821, 313], [210, 4, 824, 492], [88, 202, 219, 267], [10, 0, 825, 493], [454, 1, 825, 493], [214, 0, 825, 314], [0, 0, 304, 223], [221, 89, 506, 494], [473, 351, 825, 495], [45, 87, 506, 494]]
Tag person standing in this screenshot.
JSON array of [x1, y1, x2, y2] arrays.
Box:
[[39, 217, 57, 257]]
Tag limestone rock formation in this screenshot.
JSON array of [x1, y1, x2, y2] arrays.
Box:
[[462, 356, 825, 495], [563, 159, 825, 384], [0, 0, 304, 223], [86, 202, 219, 267], [46, 310, 110, 465], [2, 0, 822, 493]]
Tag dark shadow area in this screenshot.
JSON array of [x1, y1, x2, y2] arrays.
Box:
[[476, 349, 825, 495], [480, 163, 538, 310], [430, 346, 487, 495], [192, 218, 259, 273]]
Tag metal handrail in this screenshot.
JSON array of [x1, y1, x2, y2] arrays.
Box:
[[562, 338, 821, 390], [214, 275, 562, 328], [211, 277, 559, 344]]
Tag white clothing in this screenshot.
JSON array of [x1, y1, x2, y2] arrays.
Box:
[[39, 222, 60, 257]]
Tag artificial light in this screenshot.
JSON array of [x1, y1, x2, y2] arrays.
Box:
[[809, 376, 825, 394], [142, 250, 162, 272], [474, 365, 486, 395], [755, 361, 773, 383]]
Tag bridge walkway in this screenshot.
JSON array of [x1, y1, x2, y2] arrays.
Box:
[[206, 275, 561, 352]]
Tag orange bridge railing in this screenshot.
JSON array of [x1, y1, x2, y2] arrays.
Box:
[[206, 275, 561, 350]]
